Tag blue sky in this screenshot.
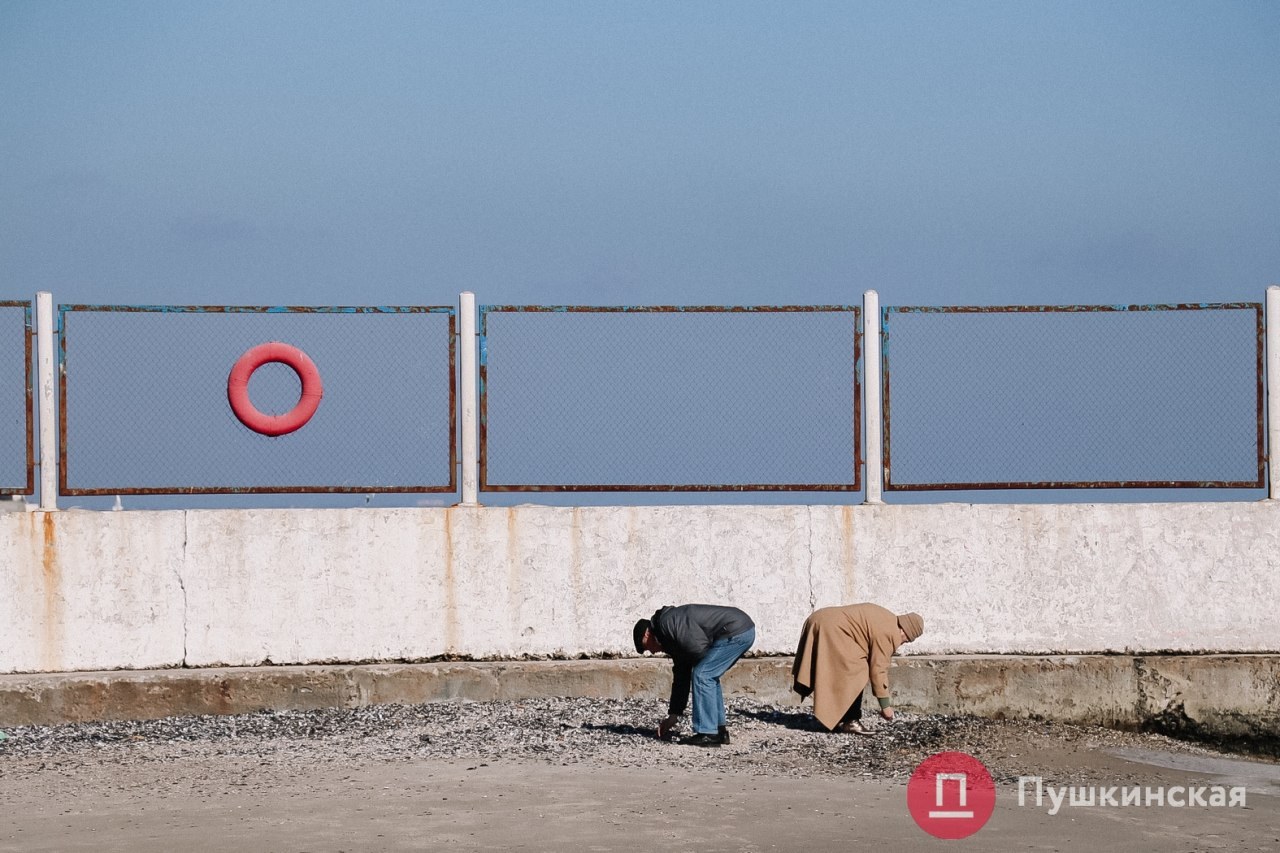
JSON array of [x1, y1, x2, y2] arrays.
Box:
[[3, 1, 1277, 309], [3, 2, 1276, 508]]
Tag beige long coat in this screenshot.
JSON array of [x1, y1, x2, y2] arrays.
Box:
[[791, 603, 902, 731]]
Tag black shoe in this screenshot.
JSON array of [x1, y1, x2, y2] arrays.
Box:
[[717, 725, 731, 745], [681, 732, 722, 748]]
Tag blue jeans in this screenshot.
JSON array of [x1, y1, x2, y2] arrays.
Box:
[[691, 627, 755, 735]]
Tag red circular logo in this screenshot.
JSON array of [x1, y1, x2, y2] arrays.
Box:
[[906, 751, 996, 839]]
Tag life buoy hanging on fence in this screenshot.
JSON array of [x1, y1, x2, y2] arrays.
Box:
[[227, 342, 323, 437]]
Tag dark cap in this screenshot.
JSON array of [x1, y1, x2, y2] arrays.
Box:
[[633, 618, 651, 654]]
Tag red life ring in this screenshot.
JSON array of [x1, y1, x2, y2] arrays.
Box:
[[227, 342, 323, 436]]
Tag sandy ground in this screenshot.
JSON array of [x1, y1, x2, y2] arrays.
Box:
[[1, 698, 1276, 852]]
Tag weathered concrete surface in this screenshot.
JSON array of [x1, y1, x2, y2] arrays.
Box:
[[2, 655, 1277, 748], [0, 511, 186, 673], [176, 505, 827, 667], [4, 502, 1279, 673], [895, 654, 1280, 750]]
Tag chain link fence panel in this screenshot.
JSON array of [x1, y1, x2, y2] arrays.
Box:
[[60, 306, 455, 494], [480, 306, 860, 490], [0, 302, 33, 495], [882, 304, 1264, 489]]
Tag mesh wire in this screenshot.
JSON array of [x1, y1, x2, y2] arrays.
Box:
[[0, 303, 31, 493], [480, 307, 859, 489], [882, 305, 1263, 488], [60, 307, 454, 493]]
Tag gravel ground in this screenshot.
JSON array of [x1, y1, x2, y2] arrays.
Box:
[[0, 697, 1257, 787]]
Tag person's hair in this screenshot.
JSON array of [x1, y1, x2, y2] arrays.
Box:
[[633, 619, 651, 654]]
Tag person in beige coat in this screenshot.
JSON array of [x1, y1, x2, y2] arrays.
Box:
[[791, 603, 924, 733]]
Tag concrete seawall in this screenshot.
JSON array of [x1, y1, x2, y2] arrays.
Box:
[[4, 502, 1280, 673], [5, 501, 1277, 752], [3, 655, 1276, 753]]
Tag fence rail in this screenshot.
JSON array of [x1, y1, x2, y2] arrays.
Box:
[[0, 302, 33, 495], [57, 305, 456, 495], [478, 305, 862, 491], [0, 291, 1273, 506], [881, 303, 1265, 490]]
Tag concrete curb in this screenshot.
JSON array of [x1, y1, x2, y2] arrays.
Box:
[[2, 655, 1277, 749]]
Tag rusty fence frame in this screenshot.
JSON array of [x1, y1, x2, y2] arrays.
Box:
[[478, 304, 863, 492], [881, 302, 1266, 491], [58, 304, 458, 496], [0, 301, 34, 496]]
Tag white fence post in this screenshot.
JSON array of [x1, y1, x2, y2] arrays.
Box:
[[863, 289, 884, 504], [1268, 286, 1279, 500], [459, 291, 479, 506], [36, 291, 57, 511]]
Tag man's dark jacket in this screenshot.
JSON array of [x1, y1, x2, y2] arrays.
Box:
[[650, 604, 754, 716]]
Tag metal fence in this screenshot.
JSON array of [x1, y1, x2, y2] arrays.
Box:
[[881, 303, 1265, 490], [59, 305, 456, 495], [479, 306, 862, 490], [3, 294, 1271, 504], [0, 302, 33, 495]]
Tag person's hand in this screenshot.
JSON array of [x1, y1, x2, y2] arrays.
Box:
[[880, 706, 895, 721], [657, 715, 679, 740]]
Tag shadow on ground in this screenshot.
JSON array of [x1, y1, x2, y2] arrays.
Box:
[[580, 723, 656, 741], [735, 707, 827, 732]]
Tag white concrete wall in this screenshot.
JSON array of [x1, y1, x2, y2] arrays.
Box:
[[0, 511, 187, 673], [2, 501, 1278, 673]]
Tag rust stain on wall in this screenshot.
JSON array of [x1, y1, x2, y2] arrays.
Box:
[[442, 508, 458, 653], [840, 505, 857, 603], [38, 512, 62, 671], [506, 507, 522, 614], [569, 507, 583, 637]]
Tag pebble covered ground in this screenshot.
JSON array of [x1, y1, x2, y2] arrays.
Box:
[[0, 697, 1255, 788]]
